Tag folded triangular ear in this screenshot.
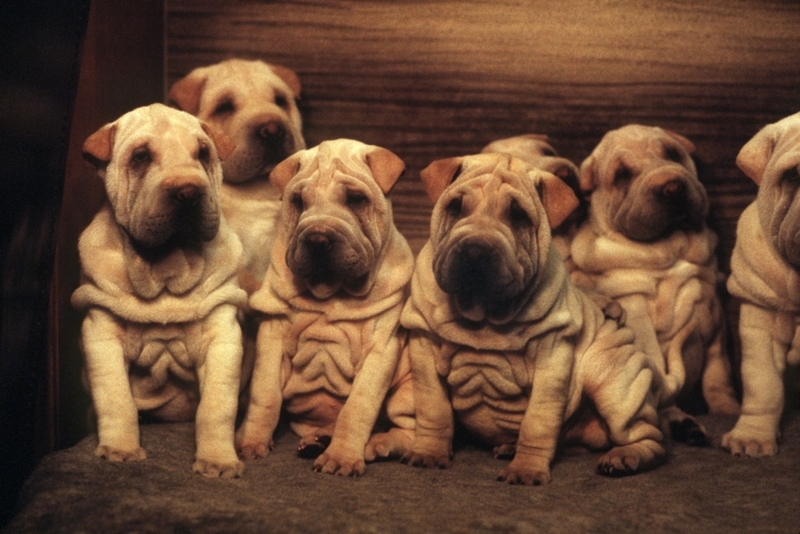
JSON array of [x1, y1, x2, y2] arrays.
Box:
[[736, 125, 775, 185], [168, 69, 208, 115], [82, 123, 117, 169], [200, 122, 235, 160], [578, 154, 598, 193], [419, 157, 463, 203], [269, 153, 302, 195], [269, 64, 302, 98], [663, 128, 696, 154], [538, 172, 580, 229], [365, 147, 405, 194]]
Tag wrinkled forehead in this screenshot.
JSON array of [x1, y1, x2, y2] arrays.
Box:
[[114, 108, 204, 156], [448, 160, 539, 201], [202, 62, 288, 102], [603, 129, 679, 159], [291, 144, 377, 191], [771, 121, 800, 170]]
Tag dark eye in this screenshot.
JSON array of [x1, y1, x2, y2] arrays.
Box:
[[541, 147, 556, 157], [291, 192, 304, 212], [130, 146, 151, 167], [782, 166, 800, 185], [197, 142, 210, 164], [445, 196, 462, 219], [509, 199, 531, 228], [614, 165, 632, 184], [213, 99, 235, 116], [274, 94, 289, 109], [664, 146, 683, 163], [346, 190, 369, 208]]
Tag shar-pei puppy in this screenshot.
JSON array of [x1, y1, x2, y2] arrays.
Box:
[[169, 58, 307, 290], [481, 134, 585, 269], [570, 125, 740, 444], [72, 103, 247, 477], [235, 139, 416, 476], [400, 153, 667, 485], [723, 111, 800, 457]]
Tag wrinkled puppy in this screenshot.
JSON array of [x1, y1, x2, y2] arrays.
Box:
[[723, 112, 800, 457], [400, 153, 666, 485], [169, 58, 306, 289], [481, 134, 585, 268], [72, 104, 247, 478], [570, 125, 740, 444], [236, 139, 416, 476]]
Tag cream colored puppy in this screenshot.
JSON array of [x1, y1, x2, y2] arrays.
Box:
[[401, 153, 666, 485], [72, 104, 247, 478], [571, 125, 740, 444], [723, 112, 800, 457], [169, 58, 306, 290], [481, 134, 585, 268], [235, 139, 415, 476]]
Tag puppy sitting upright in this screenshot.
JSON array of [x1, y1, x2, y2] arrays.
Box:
[[723, 112, 800, 457], [481, 134, 585, 269], [72, 104, 247, 478], [236, 139, 416, 476], [401, 153, 667, 485], [169, 58, 306, 290], [570, 125, 740, 442]]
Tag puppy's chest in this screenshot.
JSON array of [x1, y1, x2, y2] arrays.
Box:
[[123, 323, 205, 378]]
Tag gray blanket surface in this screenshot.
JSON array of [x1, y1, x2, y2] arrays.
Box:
[[6, 411, 799, 533]]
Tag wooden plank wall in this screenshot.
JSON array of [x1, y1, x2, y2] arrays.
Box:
[[167, 0, 800, 261]]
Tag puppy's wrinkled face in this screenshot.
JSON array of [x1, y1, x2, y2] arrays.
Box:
[[737, 113, 800, 268], [170, 59, 306, 184], [582, 125, 708, 242], [274, 140, 402, 300], [429, 156, 552, 324], [84, 104, 224, 253]]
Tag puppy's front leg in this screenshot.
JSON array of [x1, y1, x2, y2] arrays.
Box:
[[313, 313, 402, 477], [194, 305, 244, 478], [401, 331, 454, 468], [81, 308, 145, 461], [722, 303, 787, 457], [236, 316, 288, 460], [497, 337, 572, 486]]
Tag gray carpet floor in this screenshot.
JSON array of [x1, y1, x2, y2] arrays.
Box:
[[5, 409, 799, 533]]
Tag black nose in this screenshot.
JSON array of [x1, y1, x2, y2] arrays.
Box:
[[170, 184, 201, 204], [304, 232, 331, 252], [659, 179, 685, 199], [258, 121, 286, 142]]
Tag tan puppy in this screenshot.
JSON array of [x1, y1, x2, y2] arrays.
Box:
[[723, 112, 800, 457], [169, 58, 306, 289], [481, 134, 585, 268], [72, 104, 247, 478], [401, 153, 666, 485], [570, 125, 740, 443], [235, 139, 415, 476]]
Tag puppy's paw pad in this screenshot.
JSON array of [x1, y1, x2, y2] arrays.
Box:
[[298, 435, 331, 459], [193, 458, 245, 479], [94, 445, 146, 462]]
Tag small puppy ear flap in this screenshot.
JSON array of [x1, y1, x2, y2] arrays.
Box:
[[419, 157, 463, 203], [662, 129, 696, 154], [366, 147, 406, 194], [270, 65, 302, 98], [168, 69, 207, 115], [269, 154, 302, 195], [538, 172, 580, 229], [736, 125, 775, 185], [578, 154, 597, 193], [82, 123, 117, 169], [200, 122, 235, 160]]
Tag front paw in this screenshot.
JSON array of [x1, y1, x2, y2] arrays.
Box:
[[497, 457, 551, 486], [94, 444, 146, 462], [193, 456, 245, 479], [721, 429, 778, 458], [313, 445, 366, 477], [400, 436, 452, 468], [365, 428, 415, 461], [235, 426, 274, 460], [597, 439, 665, 477]]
